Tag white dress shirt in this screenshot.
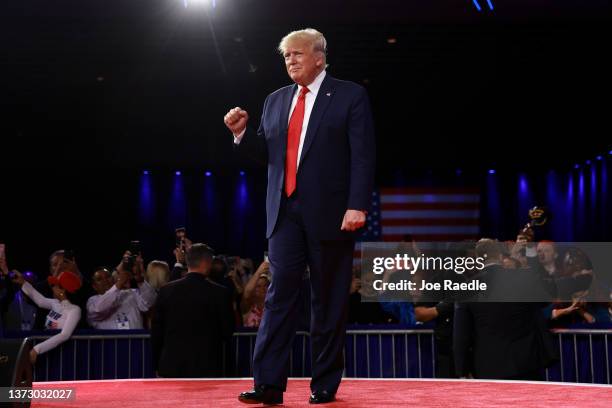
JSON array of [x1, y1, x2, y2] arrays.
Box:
[[21, 281, 81, 355], [234, 70, 327, 169], [86, 281, 157, 330]]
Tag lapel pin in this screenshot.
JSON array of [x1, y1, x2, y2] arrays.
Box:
[[326, 92, 331, 96]]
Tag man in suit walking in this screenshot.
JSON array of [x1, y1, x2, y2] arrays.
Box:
[[151, 243, 234, 378], [224, 28, 375, 404]]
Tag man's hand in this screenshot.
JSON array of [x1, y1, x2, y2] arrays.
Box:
[[224, 107, 249, 135], [115, 268, 130, 290], [341, 209, 366, 231], [134, 254, 145, 283], [174, 247, 186, 264]]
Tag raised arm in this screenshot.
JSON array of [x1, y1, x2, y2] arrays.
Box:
[[21, 280, 56, 310]]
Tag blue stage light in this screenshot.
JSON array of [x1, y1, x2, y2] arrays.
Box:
[[488, 169, 496, 175], [143, 170, 150, 175], [175, 171, 181, 176], [205, 171, 212, 177]]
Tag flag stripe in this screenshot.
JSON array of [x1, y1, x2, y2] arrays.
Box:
[[382, 226, 479, 234], [381, 218, 479, 226], [381, 202, 480, 210], [381, 210, 480, 219], [382, 234, 479, 242], [380, 194, 480, 204]]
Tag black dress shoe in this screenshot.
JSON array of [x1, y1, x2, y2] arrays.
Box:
[[309, 390, 336, 404], [238, 384, 283, 405]]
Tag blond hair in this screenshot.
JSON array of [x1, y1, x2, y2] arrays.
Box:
[[146, 260, 170, 290], [278, 28, 327, 62]]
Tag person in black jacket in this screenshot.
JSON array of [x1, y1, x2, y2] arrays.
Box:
[[453, 239, 555, 380], [151, 243, 234, 378]]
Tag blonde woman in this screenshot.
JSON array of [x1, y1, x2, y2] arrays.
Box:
[[146, 260, 170, 290]]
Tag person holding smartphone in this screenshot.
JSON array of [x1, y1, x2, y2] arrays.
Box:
[[11, 269, 81, 364], [86, 251, 156, 330]]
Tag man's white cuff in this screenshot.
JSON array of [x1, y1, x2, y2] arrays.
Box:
[[233, 129, 246, 144]]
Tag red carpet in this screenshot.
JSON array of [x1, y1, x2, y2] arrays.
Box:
[[31, 378, 612, 408]]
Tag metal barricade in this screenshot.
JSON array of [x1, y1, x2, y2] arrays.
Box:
[[19, 328, 612, 384]]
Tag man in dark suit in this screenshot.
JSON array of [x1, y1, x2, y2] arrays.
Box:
[[151, 243, 234, 378], [224, 28, 375, 404], [453, 239, 555, 380]]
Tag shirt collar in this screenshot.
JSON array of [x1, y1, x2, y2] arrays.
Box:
[[298, 69, 326, 96]]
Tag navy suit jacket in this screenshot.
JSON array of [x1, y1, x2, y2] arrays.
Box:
[[236, 74, 376, 240]]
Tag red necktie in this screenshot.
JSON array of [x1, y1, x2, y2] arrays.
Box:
[[285, 86, 309, 197]]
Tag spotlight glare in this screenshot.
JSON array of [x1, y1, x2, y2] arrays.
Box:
[[596, 156, 603, 161], [240, 171, 245, 176], [488, 169, 495, 175], [143, 170, 150, 175], [175, 171, 181, 176], [205, 171, 212, 177], [574, 164, 580, 169]]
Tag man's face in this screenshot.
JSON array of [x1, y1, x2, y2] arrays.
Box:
[[284, 40, 324, 86], [537, 243, 556, 264], [92, 269, 113, 294]]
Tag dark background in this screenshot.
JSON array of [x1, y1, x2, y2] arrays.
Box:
[[1, 0, 611, 277]]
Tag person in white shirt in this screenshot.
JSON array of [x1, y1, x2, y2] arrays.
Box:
[[87, 256, 157, 330], [11, 269, 82, 364]]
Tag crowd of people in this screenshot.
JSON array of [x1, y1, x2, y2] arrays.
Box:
[[1, 227, 610, 379]]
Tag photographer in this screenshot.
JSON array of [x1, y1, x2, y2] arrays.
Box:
[[10, 269, 81, 364], [86, 251, 156, 330]]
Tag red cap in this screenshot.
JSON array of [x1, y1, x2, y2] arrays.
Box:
[[48, 271, 82, 293]]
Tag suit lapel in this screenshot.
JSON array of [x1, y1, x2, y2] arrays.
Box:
[[299, 75, 335, 166]]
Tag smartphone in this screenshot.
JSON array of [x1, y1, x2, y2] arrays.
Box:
[[263, 251, 269, 262], [175, 227, 186, 248], [129, 240, 142, 256]]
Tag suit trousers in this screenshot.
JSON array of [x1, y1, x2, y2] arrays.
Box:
[[252, 193, 354, 393]]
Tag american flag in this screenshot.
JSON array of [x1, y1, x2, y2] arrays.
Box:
[[355, 187, 481, 259]]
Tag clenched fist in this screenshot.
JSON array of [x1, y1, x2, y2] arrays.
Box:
[[224, 107, 249, 135], [341, 209, 367, 232]]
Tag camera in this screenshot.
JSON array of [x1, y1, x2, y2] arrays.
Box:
[[122, 241, 141, 271]]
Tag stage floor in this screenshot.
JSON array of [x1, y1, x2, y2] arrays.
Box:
[[31, 378, 612, 407]]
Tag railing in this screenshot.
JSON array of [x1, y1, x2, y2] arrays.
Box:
[[6, 327, 611, 384]]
